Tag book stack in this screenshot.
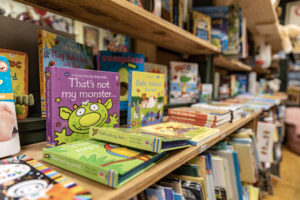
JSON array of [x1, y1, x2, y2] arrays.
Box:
[[168, 107, 231, 128]]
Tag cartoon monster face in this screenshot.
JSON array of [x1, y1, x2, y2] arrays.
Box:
[[59, 99, 113, 134]]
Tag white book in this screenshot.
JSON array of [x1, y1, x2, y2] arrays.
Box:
[[257, 122, 276, 163]]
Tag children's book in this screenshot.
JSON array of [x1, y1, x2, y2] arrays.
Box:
[[187, 10, 211, 41], [168, 115, 230, 128], [45, 67, 120, 147], [226, 4, 241, 56], [128, 71, 164, 127], [0, 155, 91, 199], [200, 84, 213, 103], [90, 127, 190, 153], [43, 138, 167, 188], [97, 51, 145, 110], [138, 122, 220, 146], [170, 0, 184, 28], [0, 48, 28, 119], [169, 61, 199, 104], [0, 56, 20, 158], [145, 187, 166, 200], [145, 62, 168, 105], [38, 30, 94, 117]]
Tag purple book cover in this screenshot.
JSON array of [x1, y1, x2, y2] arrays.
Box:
[[45, 67, 120, 147]]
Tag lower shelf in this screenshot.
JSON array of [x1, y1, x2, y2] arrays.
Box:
[[18, 111, 260, 200]]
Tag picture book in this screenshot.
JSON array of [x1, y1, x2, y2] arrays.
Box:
[[0, 155, 91, 199], [170, 0, 184, 28], [168, 115, 230, 128], [38, 30, 94, 117], [0, 56, 20, 158], [226, 4, 241, 55], [139, 122, 220, 145], [145, 187, 166, 200], [45, 67, 120, 147], [128, 71, 164, 127], [97, 51, 145, 110], [169, 61, 199, 104], [43, 138, 167, 188], [200, 84, 213, 103], [145, 62, 168, 105], [0, 48, 28, 119], [90, 127, 190, 153], [187, 10, 211, 41]]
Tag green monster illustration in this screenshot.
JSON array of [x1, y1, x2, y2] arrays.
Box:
[[55, 99, 119, 145]]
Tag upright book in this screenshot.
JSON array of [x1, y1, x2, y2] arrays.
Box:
[[0, 56, 20, 158], [0, 48, 28, 119], [38, 30, 94, 117], [128, 71, 164, 127], [169, 61, 199, 104], [45, 67, 120, 147], [0, 155, 91, 199], [97, 51, 145, 110], [43, 138, 167, 188]]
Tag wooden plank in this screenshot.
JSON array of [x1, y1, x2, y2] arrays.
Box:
[[252, 66, 271, 74], [214, 55, 252, 71], [15, 0, 219, 55], [18, 112, 261, 200]]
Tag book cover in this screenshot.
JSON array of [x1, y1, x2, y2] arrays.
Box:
[[256, 122, 276, 163], [90, 127, 190, 153], [0, 56, 20, 158], [170, 0, 184, 28], [139, 122, 220, 145], [225, 4, 241, 55], [43, 139, 167, 188], [128, 71, 164, 127], [0, 48, 28, 119], [169, 62, 199, 104], [188, 11, 211, 41], [200, 84, 213, 103], [45, 67, 120, 147], [145, 62, 168, 105], [145, 187, 166, 200], [168, 115, 230, 128], [98, 51, 145, 110], [38, 30, 94, 117], [0, 155, 91, 199]]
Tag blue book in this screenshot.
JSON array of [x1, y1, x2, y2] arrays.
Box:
[[232, 151, 243, 200], [163, 187, 175, 200], [145, 187, 165, 200], [173, 193, 183, 200], [235, 74, 248, 94], [98, 51, 145, 110]]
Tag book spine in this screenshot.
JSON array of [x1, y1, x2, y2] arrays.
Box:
[[168, 115, 217, 125], [168, 116, 216, 128], [38, 30, 46, 117], [43, 148, 118, 188], [168, 109, 217, 121], [127, 71, 133, 126], [232, 151, 243, 200], [45, 67, 54, 147]]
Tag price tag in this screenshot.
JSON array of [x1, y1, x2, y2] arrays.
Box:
[[200, 144, 207, 153]]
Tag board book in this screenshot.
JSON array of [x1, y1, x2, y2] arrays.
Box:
[[145, 62, 168, 105], [97, 51, 145, 110], [45, 67, 120, 147], [169, 62, 199, 104], [0, 48, 28, 119], [139, 122, 220, 145], [89, 127, 190, 153], [0, 155, 91, 199], [0, 56, 20, 158], [38, 30, 94, 117], [128, 71, 164, 128], [43, 138, 167, 188]]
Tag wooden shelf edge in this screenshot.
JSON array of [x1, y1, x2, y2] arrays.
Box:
[[18, 111, 261, 200], [214, 56, 252, 71]]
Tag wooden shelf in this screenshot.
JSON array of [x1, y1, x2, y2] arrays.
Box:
[[18, 112, 261, 200], [252, 66, 271, 74], [214, 55, 252, 71], [15, 0, 219, 55]]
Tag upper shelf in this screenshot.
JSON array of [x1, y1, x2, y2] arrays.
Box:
[[15, 0, 220, 55], [214, 55, 252, 71]]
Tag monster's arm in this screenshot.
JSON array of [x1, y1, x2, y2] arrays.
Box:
[[54, 128, 88, 145], [103, 113, 119, 127]]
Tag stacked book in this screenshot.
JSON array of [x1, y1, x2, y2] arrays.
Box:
[[168, 107, 232, 128]]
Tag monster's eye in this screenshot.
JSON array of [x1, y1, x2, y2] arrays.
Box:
[[76, 108, 85, 116], [90, 104, 99, 111]]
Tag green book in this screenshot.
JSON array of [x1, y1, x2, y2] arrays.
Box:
[[89, 127, 191, 153], [43, 139, 167, 188]]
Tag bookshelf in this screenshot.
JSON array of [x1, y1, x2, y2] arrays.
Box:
[[253, 66, 271, 74], [214, 55, 252, 71], [19, 111, 261, 200]]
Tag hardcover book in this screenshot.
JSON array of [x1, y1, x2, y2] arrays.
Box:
[[128, 71, 164, 127], [0, 48, 28, 119], [145, 62, 168, 105], [89, 127, 190, 153], [200, 84, 213, 103], [0, 56, 20, 158], [43, 138, 167, 188], [38, 30, 94, 117], [187, 10, 211, 41], [0, 155, 91, 199], [97, 51, 145, 110], [45, 67, 120, 147], [169, 62, 199, 104]]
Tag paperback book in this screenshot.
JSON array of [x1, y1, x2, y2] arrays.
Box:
[[0, 155, 91, 199], [0, 56, 20, 158], [0, 48, 28, 119], [38, 30, 94, 117], [200, 83, 213, 103], [45, 67, 120, 147], [43, 138, 167, 188], [128, 71, 164, 127], [187, 10, 211, 41], [169, 61, 199, 104], [97, 51, 145, 110]]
